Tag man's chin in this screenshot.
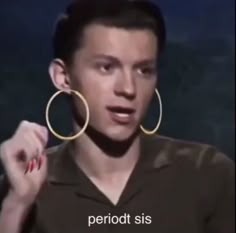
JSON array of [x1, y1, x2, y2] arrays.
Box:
[[84, 121, 139, 145], [104, 127, 139, 143]]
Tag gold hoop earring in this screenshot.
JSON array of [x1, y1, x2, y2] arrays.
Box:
[[45, 90, 90, 141], [140, 88, 163, 135]]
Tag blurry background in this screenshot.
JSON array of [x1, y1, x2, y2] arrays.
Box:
[[0, 0, 235, 174]]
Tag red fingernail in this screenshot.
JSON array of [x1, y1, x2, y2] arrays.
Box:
[[38, 156, 43, 170], [30, 160, 35, 172], [25, 163, 30, 174]]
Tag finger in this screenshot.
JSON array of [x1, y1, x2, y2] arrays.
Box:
[[26, 152, 47, 172], [29, 153, 48, 179], [22, 133, 45, 160], [20, 141, 40, 162], [25, 156, 39, 173], [31, 125, 48, 147], [38, 155, 43, 170], [38, 153, 47, 174], [24, 161, 31, 174], [17, 121, 48, 147], [30, 158, 36, 172], [5, 136, 42, 175]]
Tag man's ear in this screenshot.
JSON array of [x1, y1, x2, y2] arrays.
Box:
[[48, 59, 71, 93]]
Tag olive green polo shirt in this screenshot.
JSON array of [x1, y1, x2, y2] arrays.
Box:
[[0, 134, 235, 233]]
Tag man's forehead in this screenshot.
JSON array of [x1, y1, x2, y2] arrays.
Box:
[[81, 23, 157, 52], [83, 23, 157, 37]]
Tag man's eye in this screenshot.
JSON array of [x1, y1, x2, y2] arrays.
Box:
[[97, 63, 114, 73], [137, 67, 156, 76]]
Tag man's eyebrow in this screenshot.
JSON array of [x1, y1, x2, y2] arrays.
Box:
[[91, 54, 156, 66], [133, 59, 157, 67], [92, 54, 120, 63]]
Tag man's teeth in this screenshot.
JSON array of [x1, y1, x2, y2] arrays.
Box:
[[114, 113, 130, 117]]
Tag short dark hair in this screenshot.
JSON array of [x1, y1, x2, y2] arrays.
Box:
[[53, 0, 166, 64]]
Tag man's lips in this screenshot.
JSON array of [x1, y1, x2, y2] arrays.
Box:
[[106, 106, 136, 114], [106, 106, 136, 124]]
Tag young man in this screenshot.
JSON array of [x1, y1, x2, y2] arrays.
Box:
[[0, 0, 235, 233]]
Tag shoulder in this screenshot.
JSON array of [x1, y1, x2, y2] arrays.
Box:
[[148, 134, 234, 173], [45, 142, 72, 182], [148, 134, 235, 206], [46, 144, 64, 157], [46, 143, 67, 166]]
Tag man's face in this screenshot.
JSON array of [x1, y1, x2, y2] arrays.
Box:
[[69, 23, 158, 141]]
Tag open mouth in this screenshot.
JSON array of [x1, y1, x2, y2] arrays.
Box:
[[106, 106, 136, 124]]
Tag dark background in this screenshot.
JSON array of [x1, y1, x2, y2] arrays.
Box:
[[0, 0, 235, 174]]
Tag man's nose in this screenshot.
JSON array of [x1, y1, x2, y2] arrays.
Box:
[[114, 70, 136, 99]]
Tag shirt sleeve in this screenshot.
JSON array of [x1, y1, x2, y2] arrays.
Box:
[[204, 150, 235, 233]]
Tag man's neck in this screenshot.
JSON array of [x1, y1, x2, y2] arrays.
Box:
[[71, 130, 141, 180]]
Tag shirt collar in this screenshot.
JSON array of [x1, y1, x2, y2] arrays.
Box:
[[47, 142, 81, 185], [139, 133, 172, 170]]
